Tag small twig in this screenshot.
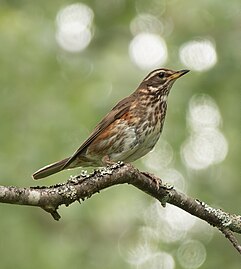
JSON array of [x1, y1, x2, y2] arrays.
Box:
[[220, 228, 241, 254]]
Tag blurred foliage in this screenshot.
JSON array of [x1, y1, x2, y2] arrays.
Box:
[[0, 0, 240, 268]]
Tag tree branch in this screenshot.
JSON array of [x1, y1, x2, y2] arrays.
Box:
[[0, 162, 240, 254]]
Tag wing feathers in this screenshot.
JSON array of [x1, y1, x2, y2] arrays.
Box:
[[62, 94, 136, 169]]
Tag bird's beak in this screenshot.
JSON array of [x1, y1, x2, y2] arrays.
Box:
[[169, 69, 190, 80]]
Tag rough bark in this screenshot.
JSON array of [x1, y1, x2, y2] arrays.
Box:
[[0, 162, 240, 254]]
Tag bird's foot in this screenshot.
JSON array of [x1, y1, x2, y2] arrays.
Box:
[[142, 171, 162, 190]]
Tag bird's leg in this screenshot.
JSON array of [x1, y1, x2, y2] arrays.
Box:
[[142, 172, 174, 191], [141, 172, 174, 207], [102, 155, 116, 166], [142, 171, 161, 190], [142, 172, 173, 190]]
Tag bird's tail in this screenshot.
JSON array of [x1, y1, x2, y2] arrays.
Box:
[[32, 157, 70, 180]]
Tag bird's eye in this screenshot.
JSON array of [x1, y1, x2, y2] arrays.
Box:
[[158, 72, 165, 78]]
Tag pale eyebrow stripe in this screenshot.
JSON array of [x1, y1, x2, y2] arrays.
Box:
[[143, 70, 163, 81]]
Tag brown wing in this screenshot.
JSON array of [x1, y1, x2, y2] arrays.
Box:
[[62, 93, 136, 169]]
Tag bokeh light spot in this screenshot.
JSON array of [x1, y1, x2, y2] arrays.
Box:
[[177, 240, 206, 269], [56, 3, 94, 52], [129, 32, 168, 70], [179, 40, 217, 71], [130, 13, 164, 35], [126, 242, 154, 265], [181, 130, 228, 170], [121, 230, 175, 269], [144, 202, 195, 243], [181, 94, 228, 170], [164, 204, 196, 234], [135, 0, 167, 17], [142, 139, 173, 173], [160, 169, 186, 192], [139, 252, 175, 269], [187, 94, 222, 131]]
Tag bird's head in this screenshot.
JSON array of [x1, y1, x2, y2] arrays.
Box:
[[139, 68, 189, 96]]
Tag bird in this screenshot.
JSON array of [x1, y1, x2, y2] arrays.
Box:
[[32, 68, 189, 180]]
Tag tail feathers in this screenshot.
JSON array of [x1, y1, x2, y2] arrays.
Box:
[[32, 157, 70, 180]]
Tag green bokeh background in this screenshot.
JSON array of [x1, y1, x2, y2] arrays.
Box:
[[0, 0, 240, 268]]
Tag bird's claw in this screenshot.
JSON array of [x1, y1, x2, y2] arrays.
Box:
[[142, 172, 161, 190]]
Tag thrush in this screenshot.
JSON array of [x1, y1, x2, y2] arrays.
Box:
[[33, 68, 189, 179]]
